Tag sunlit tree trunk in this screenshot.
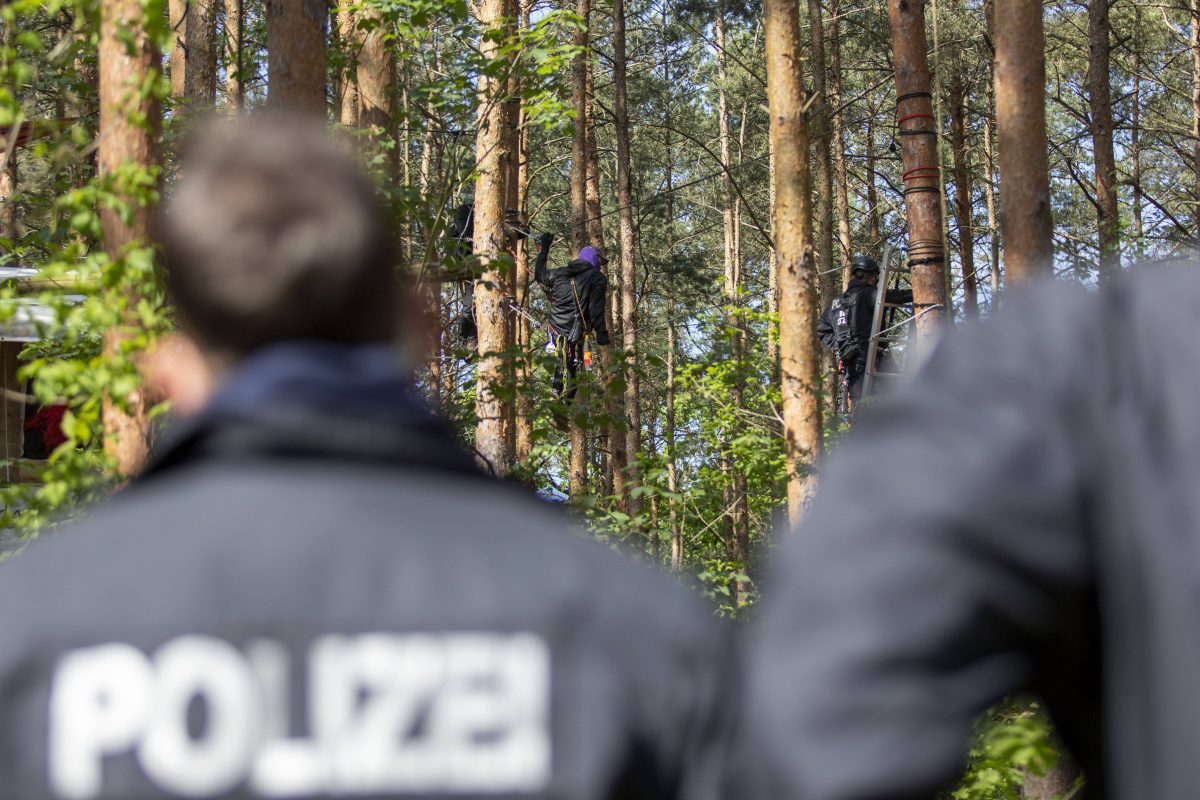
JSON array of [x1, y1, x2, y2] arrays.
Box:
[[614, 0, 641, 524], [224, 0, 243, 109], [568, 0, 590, 500], [267, 0, 327, 115], [994, 0, 1052, 282], [170, 0, 217, 107], [357, 4, 394, 174], [1088, 0, 1119, 278], [662, 15, 681, 565], [765, 0, 822, 523], [828, 0, 852, 273], [982, 89, 1001, 297], [1131, 9, 1144, 259], [1192, 0, 1200, 240], [514, 0, 535, 464], [865, 104, 881, 263], [949, 72, 977, 316], [888, 0, 948, 347], [807, 0, 834, 308], [336, 4, 359, 125], [473, 0, 514, 477], [100, 0, 161, 475]]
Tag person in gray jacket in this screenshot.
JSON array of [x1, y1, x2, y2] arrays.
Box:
[[0, 114, 731, 800], [745, 266, 1200, 800]]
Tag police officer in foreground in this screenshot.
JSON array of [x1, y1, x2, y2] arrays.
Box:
[[0, 114, 731, 800], [817, 255, 912, 413], [742, 265, 1200, 800]]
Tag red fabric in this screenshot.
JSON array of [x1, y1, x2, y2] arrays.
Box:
[[25, 404, 67, 451]]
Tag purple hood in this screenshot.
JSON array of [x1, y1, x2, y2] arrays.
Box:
[[578, 245, 603, 270]]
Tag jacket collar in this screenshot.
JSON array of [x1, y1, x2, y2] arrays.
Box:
[[139, 342, 482, 483]]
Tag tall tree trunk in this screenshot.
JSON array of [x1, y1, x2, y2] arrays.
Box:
[[765, 0, 822, 523], [224, 0, 243, 109], [337, 4, 359, 125], [267, 0, 327, 115], [170, 0, 218, 107], [767, 134, 779, 370], [1131, 9, 1144, 259], [663, 16, 681, 566], [568, 0, 590, 500], [949, 72, 977, 316], [888, 0, 948, 347], [514, 0, 534, 464], [614, 0, 642, 525], [1192, 0, 1200, 241], [828, 0, 852, 273], [357, 4, 394, 173], [1088, 0, 1119, 278], [865, 103, 881, 263], [807, 0, 835, 308], [473, 0, 514, 477], [994, 0, 1052, 283], [99, 0, 161, 475], [982, 89, 1001, 297]]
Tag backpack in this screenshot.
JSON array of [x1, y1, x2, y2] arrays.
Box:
[[831, 288, 864, 363]]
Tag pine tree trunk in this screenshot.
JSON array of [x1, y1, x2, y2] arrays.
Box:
[[949, 72, 977, 316], [473, 0, 514, 478], [828, 0, 852, 274], [357, 4, 394, 173], [267, 0, 327, 115], [765, 0, 823, 523], [337, 4, 359, 125], [514, 0, 534, 464], [663, 28, 681, 565], [766, 135, 779, 370], [1131, 10, 1144, 259], [568, 0, 590, 501], [807, 0, 835, 310], [982, 89, 1001, 297], [1088, 0, 1119, 278], [866, 102, 881, 263], [100, 0, 161, 475], [888, 0, 948, 347], [1192, 0, 1200, 240], [170, 0, 218, 107], [224, 0, 243, 109], [613, 0, 642, 525], [994, 0, 1052, 283]]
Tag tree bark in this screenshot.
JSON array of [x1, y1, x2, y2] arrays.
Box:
[[473, 0, 514, 477], [982, 87, 1001, 297], [807, 0, 835, 310], [1131, 8, 1144, 259], [994, 0, 1052, 283], [614, 0, 642, 525], [357, 4, 394, 173], [568, 0, 590, 500], [1088, 0, 1119, 278], [1192, 0, 1200, 240], [224, 0, 243, 109], [828, 0, 852, 274], [337, 4, 359, 126], [949, 72, 977, 316], [663, 7, 681, 565], [888, 0, 948, 347], [99, 0, 161, 475], [866, 103, 881, 262], [267, 0, 327, 115], [514, 0, 534, 464], [765, 0, 823, 523], [170, 0, 218, 107]]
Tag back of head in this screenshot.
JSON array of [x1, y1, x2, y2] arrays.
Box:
[[157, 113, 399, 359]]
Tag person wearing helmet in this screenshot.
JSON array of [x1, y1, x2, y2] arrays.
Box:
[[817, 254, 912, 412]]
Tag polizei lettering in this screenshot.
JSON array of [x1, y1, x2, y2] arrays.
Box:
[[48, 633, 552, 799]]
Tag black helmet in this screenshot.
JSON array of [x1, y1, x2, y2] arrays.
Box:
[[851, 254, 880, 274]]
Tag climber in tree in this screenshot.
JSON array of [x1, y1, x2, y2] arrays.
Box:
[[534, 232, 610, 403], [818, 254, 913, 411]]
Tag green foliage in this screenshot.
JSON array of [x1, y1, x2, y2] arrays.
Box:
[[951, 701, 1062, 800]]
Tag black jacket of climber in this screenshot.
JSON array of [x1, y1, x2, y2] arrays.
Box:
[[817, 276, 914, 355], [739, 262, 1200, 800], [535, 242, 611, 345]]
